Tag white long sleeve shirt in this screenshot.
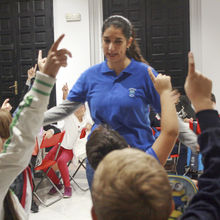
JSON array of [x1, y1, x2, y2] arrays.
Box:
[[0, 72, 55, 220]]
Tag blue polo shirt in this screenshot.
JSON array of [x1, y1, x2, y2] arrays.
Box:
[[67, 59, 161, 151]]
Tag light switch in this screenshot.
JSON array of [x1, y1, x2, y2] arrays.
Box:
[[65, 13, 81, 22]]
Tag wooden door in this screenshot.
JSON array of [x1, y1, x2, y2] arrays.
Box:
[[103, 0, 190, 94], [0, 0, 55, 112]]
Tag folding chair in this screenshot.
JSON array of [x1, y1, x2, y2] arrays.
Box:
[[33, 131, 65, 207], [184, 120, 203, 178], [69, 128, 89, 191], [165, 141, 181, 175]]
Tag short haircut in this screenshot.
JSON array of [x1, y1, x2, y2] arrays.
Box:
[[86, 124, 128, 170], [92, 148, 172, 220]]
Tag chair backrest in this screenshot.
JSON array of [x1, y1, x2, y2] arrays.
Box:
[[40, 131, 65, 149], [168, 174, 198, 220]]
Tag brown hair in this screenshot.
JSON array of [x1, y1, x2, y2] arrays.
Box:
[[102, 15, 148, 64], [86, 124, 128, 170], [92, 148, 172, 220], [0, 109, 12, 139]]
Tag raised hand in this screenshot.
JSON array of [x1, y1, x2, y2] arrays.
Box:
[[42, 34, 72, 78], [62, 83, 69, 100], [1, 98, 12, 112], [27, 64, 37, 80], [184, 52, 213, 112], [37, 50, 47, 73], [148, 67, 172, 95]]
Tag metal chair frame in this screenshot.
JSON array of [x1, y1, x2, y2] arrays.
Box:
[[33, 131, 65, 207]]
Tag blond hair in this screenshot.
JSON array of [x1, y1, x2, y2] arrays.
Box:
[[92, 148, 172, 220]]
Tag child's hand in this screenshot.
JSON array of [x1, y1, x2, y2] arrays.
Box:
[[37, 50, 47, 73], [85, 123, 92, 131], [184, 52, 213, 112], [1, 98, 12, 112], [27, 64, 37, 80], [42, 34, 72, 78], [43, 129, 54, 139], [148, 67, 172, 95], [62, 83, 69, 100]]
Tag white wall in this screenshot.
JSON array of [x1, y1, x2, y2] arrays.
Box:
[[53, 0, 91, 105], [201, 0, 220, 110], [190, 0, 220, 110]]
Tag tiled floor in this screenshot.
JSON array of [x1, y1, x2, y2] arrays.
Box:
[[29, 165, 92, 220]]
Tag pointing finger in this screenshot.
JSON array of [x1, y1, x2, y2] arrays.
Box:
[[2, 98, 9, 106], [38, 50, 42, 60], [50, 34, 65, 52], [188, 52, 195, 77], [34, 64, 37, 72]]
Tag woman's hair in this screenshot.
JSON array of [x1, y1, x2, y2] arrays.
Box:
[[4, 191, 20, 220], [102, 15, 148, 64], [0, 109, 12, 139]]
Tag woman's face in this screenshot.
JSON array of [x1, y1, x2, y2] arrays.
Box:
[[102, 25, 132, 64]]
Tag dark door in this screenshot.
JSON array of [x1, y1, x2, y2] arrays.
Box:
[[0, 0, 55, 112], [103, 0, 190, 94]]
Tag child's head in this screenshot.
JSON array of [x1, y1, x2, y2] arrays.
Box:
[[0, 109, 12, 152], [91, 148, 173, 220], [86, 124, 128, 170]]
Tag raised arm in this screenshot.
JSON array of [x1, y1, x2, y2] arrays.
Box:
[[43, 99, 83, 125], [148, 68, 179, 165], [0, 34, 71, 211], [181, 52, 220, 219]]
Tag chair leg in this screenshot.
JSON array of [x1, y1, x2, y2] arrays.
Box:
[[69, 158, 89, 191], [33, 170, 63, 207]]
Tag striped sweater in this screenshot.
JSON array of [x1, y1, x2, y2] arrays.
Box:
[[0, 72, 56, 220]]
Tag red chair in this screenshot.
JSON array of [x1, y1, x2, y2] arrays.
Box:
[[33, 131, 65, 207]]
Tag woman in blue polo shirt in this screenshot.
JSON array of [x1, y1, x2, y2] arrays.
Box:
[[43, 15, 161, 188]]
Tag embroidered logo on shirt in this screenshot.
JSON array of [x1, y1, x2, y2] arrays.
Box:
[[129, 88, 136, 97]]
